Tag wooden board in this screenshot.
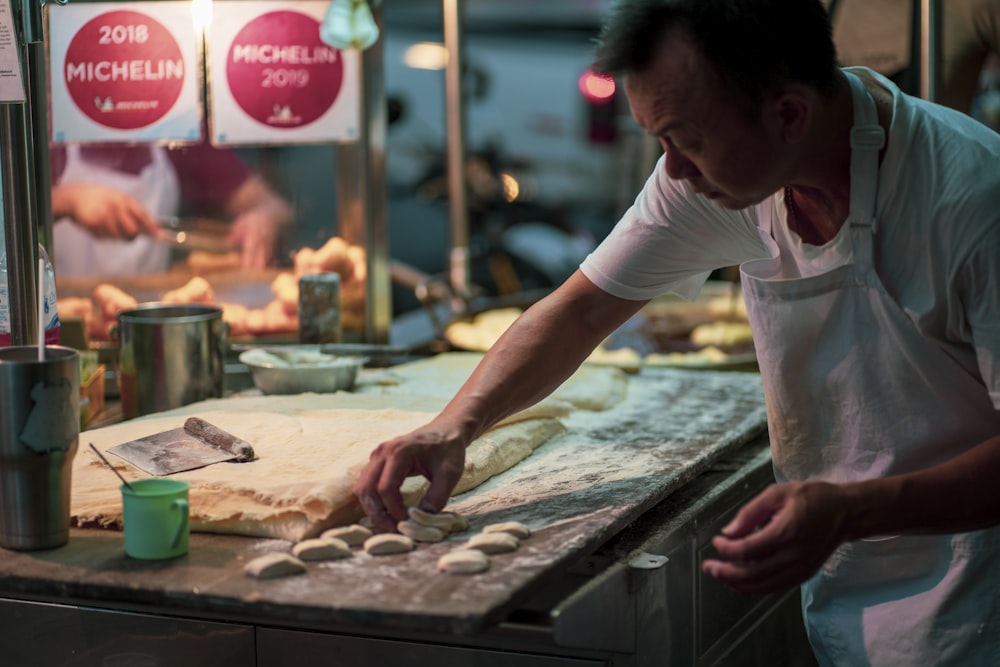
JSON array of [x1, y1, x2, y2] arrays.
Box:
[[0, 368, 767, 635]]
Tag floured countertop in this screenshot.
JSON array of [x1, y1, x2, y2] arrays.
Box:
[[0, 367, 767, 636]]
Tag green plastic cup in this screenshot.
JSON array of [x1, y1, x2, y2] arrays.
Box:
[[121, 479, 189, 560]]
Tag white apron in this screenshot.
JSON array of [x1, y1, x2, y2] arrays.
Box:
[[740, 72, 1000, 665], [53, 144, 180, 278]]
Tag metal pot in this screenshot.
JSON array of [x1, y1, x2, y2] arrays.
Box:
[[116, 304, 225, 419]]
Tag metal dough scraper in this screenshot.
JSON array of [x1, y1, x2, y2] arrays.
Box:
[[107, 417, 256, 476]]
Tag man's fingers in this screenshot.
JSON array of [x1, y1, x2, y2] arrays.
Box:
[[720, 485, 784, 537], [710, 523, 790, 563], [353, 458, 396, 532], [701, 557, 802, 594], [377, 454, 414, 524], [420, 465, 463, 513]]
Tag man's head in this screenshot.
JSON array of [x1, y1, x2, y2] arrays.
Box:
[[595, 0, 844, 209], [593, 0, 839, 115]]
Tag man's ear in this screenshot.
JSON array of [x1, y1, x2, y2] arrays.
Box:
[[772, 90, 811, 144]]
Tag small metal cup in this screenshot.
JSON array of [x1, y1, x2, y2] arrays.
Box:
[[298, 273, 342, 344], [0, 346, 80, 550]]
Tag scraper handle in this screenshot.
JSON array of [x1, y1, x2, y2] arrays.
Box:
[[183, 417, 256, 462]]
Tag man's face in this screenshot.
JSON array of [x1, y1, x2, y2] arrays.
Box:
[[625, 35, 788, 210]]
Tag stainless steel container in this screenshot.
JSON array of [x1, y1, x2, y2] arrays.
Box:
[[116, 304, 224, 419], [298, 273, 342, 344], [0, 346, 79, 550]]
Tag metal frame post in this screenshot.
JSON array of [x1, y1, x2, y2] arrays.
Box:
[[1, 0, 50, 346], [919, 0, 941, 102]]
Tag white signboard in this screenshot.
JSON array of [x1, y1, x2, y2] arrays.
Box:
[[48, 2, 201, 143], [209, 1, 359, 145], [0, 0, 25, 103]]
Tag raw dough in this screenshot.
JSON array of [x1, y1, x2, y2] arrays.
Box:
[[445, 313, 640, 372], [364, 533, 415, 555], [358, 352, 629, 412], [482, 521, 531, 540], [437, 549, 490, 575], [444, 308, 524, 352], [397, 520, 445, 543], [689, 321, 754, 347], [244, 552, 307, 579], [453, 419, 566, 496], [71, 392, 567, 541], [321, 524, 371, 546], [467, 532, 520, 554], [644, 346, 730, 367], [407, 506, 458, 532], [449, 512, 470, 532], [292, 537, 352, 561]]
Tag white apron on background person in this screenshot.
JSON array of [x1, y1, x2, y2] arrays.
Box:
[[740, 71, 1000, 665], [53, 144, 180, 278]]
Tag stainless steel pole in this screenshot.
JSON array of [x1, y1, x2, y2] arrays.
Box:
[[919, 0, 941, 102], [1, 0, 46, 346], [334, 2, 390, 344], [442, 0, 470, 299], [360, 2, 391, 344]]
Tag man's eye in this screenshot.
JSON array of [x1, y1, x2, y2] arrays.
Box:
[[667, 135, 698, 152]]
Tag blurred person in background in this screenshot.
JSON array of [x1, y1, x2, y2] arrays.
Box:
[[50, 140, 293, 278], [829, 0, 1000, 116]]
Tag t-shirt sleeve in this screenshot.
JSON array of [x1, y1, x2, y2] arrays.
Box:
[[580, 154, 772, 301], [167, 142, 251, 212]]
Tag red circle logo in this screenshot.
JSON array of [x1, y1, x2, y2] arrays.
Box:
[[226, 10, 344, 129], [64, 10, 185, 130]]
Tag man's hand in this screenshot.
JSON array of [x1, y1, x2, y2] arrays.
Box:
[[53, 183, 162, 240], [353, 421, 469, 532], [701, 481, 852, 594]]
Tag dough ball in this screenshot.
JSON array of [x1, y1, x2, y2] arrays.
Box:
[[407, 506, 465, 533], [397, 519, 445, 543], [244, 552, 307, 579], [292, 537, 352, 561], [466, 532, 519, 554], [321, 524, 372, 546], [482, 521, 531, 540], [689, 321, 753, 347], [437, 549, 490, 575], [449, 512, 470, 532], [364, 533, 415, 555]]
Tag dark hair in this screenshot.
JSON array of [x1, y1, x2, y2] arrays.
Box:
[[593, 0, 839, 110]]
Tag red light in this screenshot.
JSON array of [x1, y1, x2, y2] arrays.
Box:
[[578, 70, 616, 103]]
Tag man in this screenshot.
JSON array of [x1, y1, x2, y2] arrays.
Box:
[[354, 0, 1000, 663], [50, 141, 292, 277]]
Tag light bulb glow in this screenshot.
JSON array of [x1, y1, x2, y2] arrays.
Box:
[[191, 0, 212, 33], [403, 42, 449, 70], [578, 70, 616, 103], [501, 173, 520, 202]]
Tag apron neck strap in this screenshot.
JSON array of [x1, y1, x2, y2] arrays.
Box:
[[844, 71, 884, 267]]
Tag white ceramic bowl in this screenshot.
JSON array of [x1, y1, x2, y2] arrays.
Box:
[[239, 349, 364, 395]]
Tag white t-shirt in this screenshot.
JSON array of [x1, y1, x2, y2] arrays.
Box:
[[581, 68, 1000, 408]]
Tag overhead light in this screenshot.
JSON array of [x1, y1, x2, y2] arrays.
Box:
[[578, 69, 616, 103], [320, 0, 379, 51], [403, 42, 449, 71]]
